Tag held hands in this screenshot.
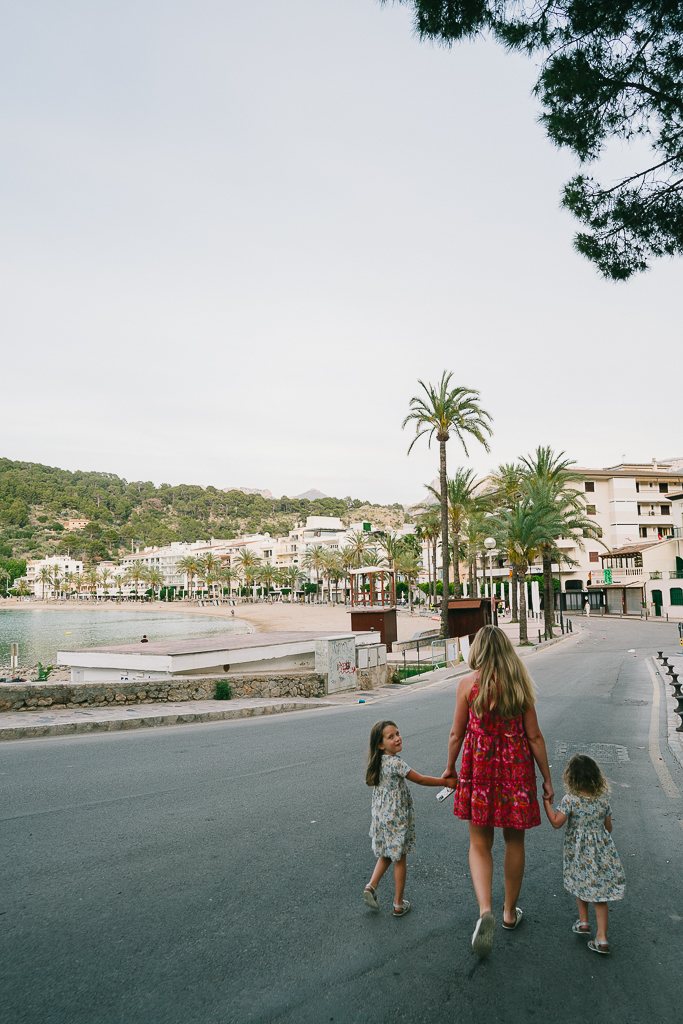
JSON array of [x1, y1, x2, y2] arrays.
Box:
[[542, 780, 554, 805], [441, 769, 458, 787]]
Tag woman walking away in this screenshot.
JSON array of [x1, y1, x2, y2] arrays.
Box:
[[543, 754, 625, 954], [364, 720, 445, 917], [443, 625, 553, 957]]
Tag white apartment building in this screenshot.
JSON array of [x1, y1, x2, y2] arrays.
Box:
[[415, 460, 683, 620], [24, 555, 84, 597], [118, 516, 404, 594]]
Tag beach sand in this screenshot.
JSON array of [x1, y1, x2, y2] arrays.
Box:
[[0, 597, 435, 643]]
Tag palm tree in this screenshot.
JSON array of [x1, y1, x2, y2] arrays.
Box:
[[403, 372, 492, 638], [521, 448, 603, 637], [234, 548, 260, 600], [257, 561, 278, 600], [123, 563, 149, 600], [83, 563, 100, 601], [98, 567, 112, 600], [218, 564, 235, 601], [413, 503, 440, 606], [344, 530, 372, 568], [38, 565, 53, 600], [280, 564, 305, 603], [146, 567, 164, 601], [302, 544, 327, 603], [175, 555, 199, 599], [394, 551, 422, 614], [428, 467, 480, 598], [486, 462, 526, 619], [491, 500, 564, 644]]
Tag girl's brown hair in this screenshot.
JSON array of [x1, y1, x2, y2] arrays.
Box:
[[563, 754, 609, 797], [469, 625, 535, 720], [365, 720, 397, 786]]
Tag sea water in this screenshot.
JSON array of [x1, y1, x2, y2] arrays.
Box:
[[0, 607, 249, 667]]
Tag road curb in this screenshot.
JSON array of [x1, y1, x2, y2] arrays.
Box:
[[663, 656, 683, 770], [0, 697, 338, 742]]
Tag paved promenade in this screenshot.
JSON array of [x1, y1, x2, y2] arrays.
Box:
[[2, 618, 682, 1023]]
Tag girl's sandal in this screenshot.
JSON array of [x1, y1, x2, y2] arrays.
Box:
[[572, 920, 591, 935], [588, 940, 611, 955], [393, 900, 411, 917], [363, 885, 380, 910]]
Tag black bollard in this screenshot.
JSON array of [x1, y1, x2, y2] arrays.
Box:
[[675, 692, 683, 717], [538, 630, 542, 645], [672, 675, 682, 698], [657, 651, 664, 660]]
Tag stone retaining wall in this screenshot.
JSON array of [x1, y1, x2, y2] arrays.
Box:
[[0, 673, 327, 712], [0, 663, 388, 712]]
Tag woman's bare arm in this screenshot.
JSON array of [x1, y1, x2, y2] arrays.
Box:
[[443, 674, 474, 781], [522, 704, 554, 804]]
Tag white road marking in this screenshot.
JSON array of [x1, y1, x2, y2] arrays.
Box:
[[646, 658, 682, 811]]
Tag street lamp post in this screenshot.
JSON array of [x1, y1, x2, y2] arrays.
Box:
[[484, 537, 497, 626]]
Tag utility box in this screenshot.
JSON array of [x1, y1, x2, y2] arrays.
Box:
[[447, 599, 492, 643], [349, 608, 397, 652], [314, 635, 357, 694]]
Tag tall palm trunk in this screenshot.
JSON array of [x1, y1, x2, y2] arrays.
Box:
[[511, 565, 519, 622], [542, 551, 554, 637], [439, 439, 450, 639], [432, 536, 438, 609], [518, 565, 529, 643], [453, 531, 461, 598]]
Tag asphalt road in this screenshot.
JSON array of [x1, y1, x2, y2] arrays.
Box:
[[2, 618, 683, 1024]]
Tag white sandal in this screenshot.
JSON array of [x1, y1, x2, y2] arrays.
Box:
[[472, 912, 495, 956], [363, 884, 379, 910], [393, 900, 411, 917]]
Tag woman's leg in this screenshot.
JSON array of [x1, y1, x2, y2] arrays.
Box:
[[502, 827, 526, 923], [367, 856, 392, 891], [469, 823, 495, 916], [393, 855, 407, 906], [594, 902, 609, 943]]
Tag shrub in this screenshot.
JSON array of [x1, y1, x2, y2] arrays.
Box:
[[215, 680, 232, 700]]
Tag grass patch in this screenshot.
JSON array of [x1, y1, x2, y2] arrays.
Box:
[[215, 680, 233, 700]]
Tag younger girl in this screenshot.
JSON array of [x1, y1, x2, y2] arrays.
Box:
[[364, 720, 445, 917], [543, 754, 625, 954]]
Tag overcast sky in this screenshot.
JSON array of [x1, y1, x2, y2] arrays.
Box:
[[2, 1, 681, 505]]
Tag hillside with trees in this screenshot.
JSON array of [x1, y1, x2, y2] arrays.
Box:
[[0, 458, 408, 564]]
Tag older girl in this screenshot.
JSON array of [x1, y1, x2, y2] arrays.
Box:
[[364, 719, 444, 917], [443, 625, 553, 956]]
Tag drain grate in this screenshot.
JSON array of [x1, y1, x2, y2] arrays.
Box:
[[555, 742, 630, 763]]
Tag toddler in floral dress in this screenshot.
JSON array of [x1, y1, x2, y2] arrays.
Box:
[[363, 720, 444, 917], [544, 754, 625, 954]]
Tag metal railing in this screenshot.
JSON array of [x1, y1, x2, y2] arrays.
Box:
[[669, 570, 683, 579], [650, 572, 663, 580]]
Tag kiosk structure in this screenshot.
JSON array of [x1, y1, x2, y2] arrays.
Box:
[[447, 598, 492, 644], [348, 565, 398, 652]]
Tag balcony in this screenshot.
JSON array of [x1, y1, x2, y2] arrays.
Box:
[[669, 570, 683, 580], [650, 572, 662, 580]]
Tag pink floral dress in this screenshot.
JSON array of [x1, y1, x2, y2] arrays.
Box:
[[454, 679, 540, 829]]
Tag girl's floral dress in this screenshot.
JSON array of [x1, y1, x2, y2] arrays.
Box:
[[454, 680, 540, 829], [558, 793, 625, 902], [370, 754, 415, 861]]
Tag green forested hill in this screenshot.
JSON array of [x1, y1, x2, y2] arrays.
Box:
[[0, 458, 405, 563]]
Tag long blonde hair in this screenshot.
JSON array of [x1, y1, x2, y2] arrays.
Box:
[[469, 625, 535, 720]]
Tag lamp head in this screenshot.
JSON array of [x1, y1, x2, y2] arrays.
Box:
[[484, 537, 496, 551]]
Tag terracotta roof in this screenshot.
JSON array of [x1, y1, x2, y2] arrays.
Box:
[[601, 541, 658, 557]]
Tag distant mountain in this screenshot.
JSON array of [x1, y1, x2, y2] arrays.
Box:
[[289, 488, 329, 501]]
